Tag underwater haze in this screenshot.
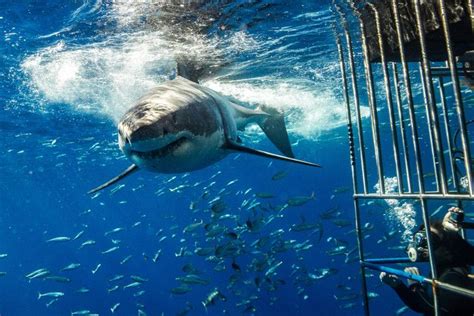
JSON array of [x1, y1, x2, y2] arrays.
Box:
[[1, 1, 413, 315]]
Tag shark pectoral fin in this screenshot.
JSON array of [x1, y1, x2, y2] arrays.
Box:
[[225, 142, 321, 168], [87, 164, 139, 194], [257, 106, 294, 158]]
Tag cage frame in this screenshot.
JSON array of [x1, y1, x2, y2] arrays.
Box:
[[332, 0, 474, 314]]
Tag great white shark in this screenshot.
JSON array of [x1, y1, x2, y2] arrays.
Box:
[[89, 76, 320, 194]]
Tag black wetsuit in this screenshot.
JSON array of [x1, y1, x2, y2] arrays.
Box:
[[392, 267, 474, 315], [391, 232, 474, 315]]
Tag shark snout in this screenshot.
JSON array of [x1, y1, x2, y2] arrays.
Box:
[[118, 122, 193, 155], [119, 120, 169, 149], [130, 124, 167, 143]]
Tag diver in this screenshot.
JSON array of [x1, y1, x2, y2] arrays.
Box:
[[380, 207, 474, 315]]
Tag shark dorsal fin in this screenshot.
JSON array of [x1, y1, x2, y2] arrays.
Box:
[[176, 57, 204, 83]]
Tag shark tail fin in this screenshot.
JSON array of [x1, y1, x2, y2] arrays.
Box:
[[88, 164, 139, 194], [257, 105, 295, 158]]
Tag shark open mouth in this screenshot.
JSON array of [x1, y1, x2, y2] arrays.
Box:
[[130, 137, 187, 159]]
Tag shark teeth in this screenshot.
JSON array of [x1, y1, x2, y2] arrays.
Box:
[[130, 137, 187, 159]]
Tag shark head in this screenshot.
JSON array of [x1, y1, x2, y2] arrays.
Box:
[[117, 92, 226, 173]]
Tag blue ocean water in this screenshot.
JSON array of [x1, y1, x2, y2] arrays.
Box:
[[0, 1, 425, 315]]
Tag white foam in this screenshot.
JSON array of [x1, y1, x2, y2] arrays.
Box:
[[22, 33, 175, 120], [375, 177, 416, 243], [374, 176, 399, 207], [21, 2, 369, 139], [392, 202, 417, 242], [205, 79, 366, 139], [460, 176, 469, 189]]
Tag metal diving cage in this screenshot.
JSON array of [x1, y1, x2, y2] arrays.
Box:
[[332, 0, 474, 314]]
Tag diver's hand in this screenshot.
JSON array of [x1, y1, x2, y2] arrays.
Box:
[[443, 207, 462, 232], [404, 267, 420, 286], [380, 272, 402, 288]]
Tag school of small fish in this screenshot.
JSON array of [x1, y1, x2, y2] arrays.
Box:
[[1, 136, 403, 315]]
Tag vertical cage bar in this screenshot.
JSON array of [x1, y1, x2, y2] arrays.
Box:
[[337, 35, 356, 192], [437, 0, 474, 195], [336, 34, 370, 316], [358, 13, 385, 194], [392, 63, 413, 193], [418, 63, 442, 192], [419, 198, 440, 315], [391, 0, 425, 194], [413, 0, 448, 195], [369, 3, 404, 193], [341, 12, 369, 195], [438, 77, 460, 192], [353, 199, 370, 314], [469, 0, 474, 28]]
